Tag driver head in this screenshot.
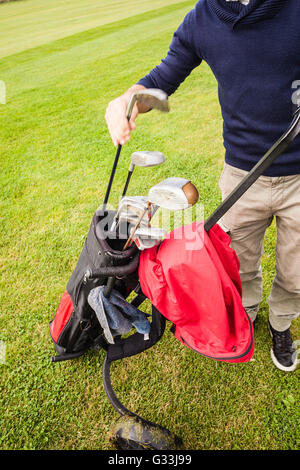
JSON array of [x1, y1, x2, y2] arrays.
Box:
[[148, 177, 199, 211]]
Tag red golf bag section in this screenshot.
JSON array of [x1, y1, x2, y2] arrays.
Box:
[[139, 221, 254, 363], [50, 290, 73, 345]]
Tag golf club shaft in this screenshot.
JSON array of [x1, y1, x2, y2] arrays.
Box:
[[122, 204, 149, 251], [102, 94, 138, 208], [121, 170, 134, 197], [103, 143, 122, 207], [111, 169, 134, 231], [204, 109, 300, 232]]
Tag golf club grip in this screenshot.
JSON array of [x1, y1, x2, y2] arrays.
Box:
[[103, 102, 135, 207], [204, 110, 300, 232]]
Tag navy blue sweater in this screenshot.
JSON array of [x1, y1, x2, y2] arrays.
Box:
[[138, 0, 300, 176]]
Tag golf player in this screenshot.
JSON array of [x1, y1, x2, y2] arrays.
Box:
[[105, 0, 300, 372]]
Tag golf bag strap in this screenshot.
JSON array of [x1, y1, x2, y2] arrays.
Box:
[[106, 305, 166, 362]]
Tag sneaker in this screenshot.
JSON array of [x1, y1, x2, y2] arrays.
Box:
[[268, 322, 298, 372], [245, 304, 259, 325]]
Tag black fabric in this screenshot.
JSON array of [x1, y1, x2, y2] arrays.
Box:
[[50, 211, 165, 362], [51, 210, 141, 360]]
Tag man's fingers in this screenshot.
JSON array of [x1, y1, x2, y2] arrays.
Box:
[[105, 94, 140, 146], [129, 120, 137, 131]]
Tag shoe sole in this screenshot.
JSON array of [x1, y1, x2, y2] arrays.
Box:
[[268, 323, 298, 372]]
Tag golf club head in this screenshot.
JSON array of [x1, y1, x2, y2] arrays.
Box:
[[118, 214, 148, 226], [117, 196, 148, 215], [111, 196, 148, 231], [126, 88, 169, 119], [132, 227, 167, 251], [130, 151, 166, 168], [148, 177, 199, 211], [134, 226, 167, 240], [112, 196, 158, 233], [117, 196, 158, 217], [132, 237, 161, 251]]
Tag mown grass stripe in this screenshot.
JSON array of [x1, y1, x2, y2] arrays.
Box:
[[0, 0, 195, 70]]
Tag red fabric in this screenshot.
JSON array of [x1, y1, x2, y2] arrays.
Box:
[[139, 221, 254, 363], [50, 290, 74, 343]]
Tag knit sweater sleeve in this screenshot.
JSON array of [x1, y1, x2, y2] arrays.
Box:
[[137, 9, 202, 96]]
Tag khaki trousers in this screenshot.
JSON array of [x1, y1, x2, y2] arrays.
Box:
[[219, 163, 300, 331]]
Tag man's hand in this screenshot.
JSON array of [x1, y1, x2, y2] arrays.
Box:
[[105, 85, 148, 147]]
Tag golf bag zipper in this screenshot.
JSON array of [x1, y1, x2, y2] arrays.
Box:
[[74, 270, 90, 306], [180, 311, 254, 361]]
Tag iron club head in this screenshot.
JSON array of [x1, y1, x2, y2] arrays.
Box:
[[126, 88, 169, 120]]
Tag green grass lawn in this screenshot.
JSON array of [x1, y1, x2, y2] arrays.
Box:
[[0, 0, 299, 450]]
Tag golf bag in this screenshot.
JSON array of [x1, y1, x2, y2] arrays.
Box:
[[49, 210, 166, 363]]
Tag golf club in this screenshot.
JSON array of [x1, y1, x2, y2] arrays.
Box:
[[103, 89, 169, 209], [111, 194, 159, 232], [122, 151, 166, 198], [122, 178, 199, 250], [110, 196, 152, 232], [104, 178, 199, 298], [132, 227, 168, 251]]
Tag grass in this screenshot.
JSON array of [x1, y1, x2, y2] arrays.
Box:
[[0, 0, 299, 451]]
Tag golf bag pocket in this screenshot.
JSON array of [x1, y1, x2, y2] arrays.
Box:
[[49, 289, 103, 360]]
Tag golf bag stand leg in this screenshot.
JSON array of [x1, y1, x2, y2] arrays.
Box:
[[102, 304, 182, 450], [102, 357, 182, 450]]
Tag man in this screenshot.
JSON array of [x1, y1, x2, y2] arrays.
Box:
[[105, 0, 300, 372]]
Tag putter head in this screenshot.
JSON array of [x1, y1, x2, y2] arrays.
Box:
[[131, 151, 166, 168], [148, 177, 199, 211], [132, 227, 167, 251], [132, 237, 162, 251], [134, 226, 167, 240], [126, 88, 169, 119]]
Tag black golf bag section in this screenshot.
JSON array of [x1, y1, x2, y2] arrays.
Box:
[[49, 209, 166, 363]]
